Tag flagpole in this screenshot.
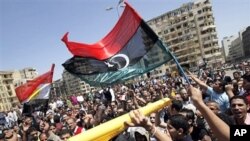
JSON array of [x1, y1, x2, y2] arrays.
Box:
[[160, 41, 191, 85], [50, 64, 55, 75]]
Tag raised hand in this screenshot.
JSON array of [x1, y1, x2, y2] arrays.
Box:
[[125, 109, 153, 131]]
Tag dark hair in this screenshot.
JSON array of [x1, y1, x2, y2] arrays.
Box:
[[180, 108, 195, 124], [205, 100, 220, 108], [233, 71, 240, 75], [230, 95, 248, 105], [49, 122, 56, 127], [169, 114, 190, 135], [58, 129, 72, 137], [242, 74, 250, 82], [54, 115, 61, 123], [214, 79, 227, 91], [27, 126, 37, 135], [171, 100, 183, 112]]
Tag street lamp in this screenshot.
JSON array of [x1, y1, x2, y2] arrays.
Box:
[[105, 0, 125, 17]]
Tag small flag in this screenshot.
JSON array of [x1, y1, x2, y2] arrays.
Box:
[[15, 64, 55, 115]]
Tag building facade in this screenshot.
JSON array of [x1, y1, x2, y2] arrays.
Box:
[[0, 68, 38, 112], [62, 70, 97, 96], [227, 36, 244, 63], [13, 67, 38, 87], [0, 71, 19, 111], [242, 26, 250, 58], [50, 79, 67, 99], [147, 0, 222, 76], [221, 35, 238, 62], [223, 27, 248, 63]]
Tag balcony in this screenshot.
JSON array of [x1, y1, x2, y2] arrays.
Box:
[[204, 54, 213, 58], [201, 25, 216, 31]]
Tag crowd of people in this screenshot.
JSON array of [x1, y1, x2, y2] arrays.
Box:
[[0, 61, 250, 141]]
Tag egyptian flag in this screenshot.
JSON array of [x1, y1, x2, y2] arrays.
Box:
[[62, 2, 174, 86], [15, 64, 55, 115]]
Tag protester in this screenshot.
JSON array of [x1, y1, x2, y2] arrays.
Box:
[[58, 129, 72, 141], [2, 64, 248, 141], [188, 71, 230, 112], [230, 95, 250, 125], [66, 118, 85, 135]]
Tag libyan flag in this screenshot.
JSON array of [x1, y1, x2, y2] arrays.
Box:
[[15, 64, 55, 115], [62, 2, 174, 86]]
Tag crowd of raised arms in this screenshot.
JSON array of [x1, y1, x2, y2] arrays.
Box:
[[1, 61, 250, 141]]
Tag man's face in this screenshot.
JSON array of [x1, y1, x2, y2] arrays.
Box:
[[67, 119, 76, 130], [212, 80, 221, 92], [39, 133, 48, 141], [29, 131, 38, 141], [49, 125, 56, 133], [180, 89, 188, 101], [24, 117, 32, 125], [206, 102, 220, 114], [245, 67, 250, 74], [231, 98, 249, 119], [60, 133, 71, 141], [242, 79, 250, 90], [174, 94, 183, 101], [110, 102, 117, 111], [233, 73, 240, 79], [149, 113, 156, 124]]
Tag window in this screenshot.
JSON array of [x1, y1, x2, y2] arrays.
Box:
[[164, 29, 169, 34], [183, 23, 188, 27]]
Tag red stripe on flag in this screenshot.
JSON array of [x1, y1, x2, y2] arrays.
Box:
[[15, 64, 54, 103], [61, 3, 142, 60]]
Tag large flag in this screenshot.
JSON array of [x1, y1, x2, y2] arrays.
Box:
[[62, 2, 185, 86], [15, 64, 55, 115]]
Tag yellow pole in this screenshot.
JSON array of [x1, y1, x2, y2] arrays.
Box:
[[68, 98, 171, 141]]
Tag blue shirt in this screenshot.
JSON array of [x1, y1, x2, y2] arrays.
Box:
[[206, 87, 229, 112]]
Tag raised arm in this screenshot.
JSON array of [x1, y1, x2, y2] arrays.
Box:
[[225, 84, 235, 99], [187, 85, 230, 141], [188, 71, 208, 91], [125, 110, 172, 141]]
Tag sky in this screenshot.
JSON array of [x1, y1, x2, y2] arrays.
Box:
[[1, 0, 250, 80]]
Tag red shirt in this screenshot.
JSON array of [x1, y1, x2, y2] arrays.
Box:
[[73, 126, 85, 135]]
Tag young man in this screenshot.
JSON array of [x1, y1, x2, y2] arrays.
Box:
[[58, 129, 72, 141], [188, 71, 229, 113], [126, 85, 230, 141], [230, 95, 250, 125], [166, 114, 193, 141]]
